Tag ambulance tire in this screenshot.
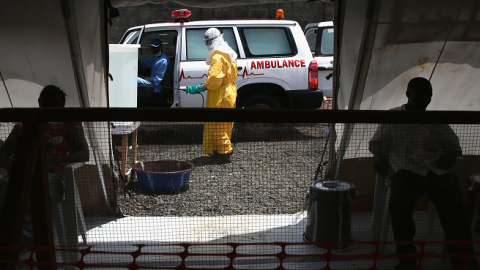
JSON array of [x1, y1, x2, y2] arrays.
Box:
[[238, 94, 283, 137]]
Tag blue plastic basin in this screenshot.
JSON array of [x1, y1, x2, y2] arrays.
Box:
[[132, 160, 195, 193]]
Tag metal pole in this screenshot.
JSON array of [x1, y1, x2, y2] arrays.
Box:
[[86, 122, 112, 215], [60, 0, 111, 214]]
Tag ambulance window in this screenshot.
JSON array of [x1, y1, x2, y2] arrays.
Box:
[[319, 27, 334, 56], [186, 28, 239, 61], [121, 29, 140, 44], [305, 28, 317, 56], [239, 27, 296, 57], [139, 30, 178, 59], [222, 29, 239, 56]]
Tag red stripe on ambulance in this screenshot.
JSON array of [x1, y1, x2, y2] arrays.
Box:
[[250, 59, 306, 70]]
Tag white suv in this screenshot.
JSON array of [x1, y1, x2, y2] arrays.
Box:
[[304, 21, 334, 98], [119, 9, 323, 110]]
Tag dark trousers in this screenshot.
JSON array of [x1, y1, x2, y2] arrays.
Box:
[[389, 169, 479, 269]]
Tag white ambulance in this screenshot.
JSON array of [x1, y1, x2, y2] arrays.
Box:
[[119, 9, 322, 110]]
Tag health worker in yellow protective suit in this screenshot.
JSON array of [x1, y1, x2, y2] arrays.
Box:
[[186, 28, 238, 163]]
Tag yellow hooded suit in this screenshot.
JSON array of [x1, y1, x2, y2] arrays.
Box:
[[203, 50, 237, 155]]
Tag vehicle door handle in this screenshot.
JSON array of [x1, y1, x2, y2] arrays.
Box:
[[238, 66, 243, 71]]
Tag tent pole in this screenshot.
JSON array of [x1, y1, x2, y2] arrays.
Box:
[[61, 0, 112, 215], [334, 0, 380, 180], [325, 0, 344, 180], [60, 0, 90, 107]]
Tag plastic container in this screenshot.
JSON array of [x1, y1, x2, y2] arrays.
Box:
[[304, 179, 358, 249], [132, 160, 195, 193]]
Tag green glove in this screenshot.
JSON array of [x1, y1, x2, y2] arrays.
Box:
[[186, 83, 206, 94]]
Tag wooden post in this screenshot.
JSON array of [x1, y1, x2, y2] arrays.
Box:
[[28, 122, 57, 269], [0, 128, 40, 269], [121, 134, 128, 181], [0, 120, 57, 270], [130, 129, 138, 181]]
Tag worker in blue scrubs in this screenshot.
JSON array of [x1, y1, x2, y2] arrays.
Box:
[[137, 38, 170, 94]]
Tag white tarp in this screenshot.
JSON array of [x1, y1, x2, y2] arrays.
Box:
[[109, 44, 139, 108], [0, 1, 79, 107]]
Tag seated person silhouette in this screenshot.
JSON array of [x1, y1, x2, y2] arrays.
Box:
[[369, 77, 479, 269]]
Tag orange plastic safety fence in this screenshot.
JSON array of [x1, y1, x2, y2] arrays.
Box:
[[1, 240, 480, 270]]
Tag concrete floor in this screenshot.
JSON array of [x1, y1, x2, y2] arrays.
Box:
[[40, 211, 477, 270]]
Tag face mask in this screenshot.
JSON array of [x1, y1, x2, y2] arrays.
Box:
[[204, 37, 214, 45], [154, 50, 162, 57]]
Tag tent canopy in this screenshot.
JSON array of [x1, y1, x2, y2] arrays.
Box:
[[0, 0, 107, 108], [1, 0, 479, 109], [336, 0, 480, 111]]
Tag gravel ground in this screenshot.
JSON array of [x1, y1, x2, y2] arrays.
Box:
[[116, 122, 330, 217]]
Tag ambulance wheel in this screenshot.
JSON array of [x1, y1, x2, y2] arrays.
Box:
[[239, 94, 282, 134]]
